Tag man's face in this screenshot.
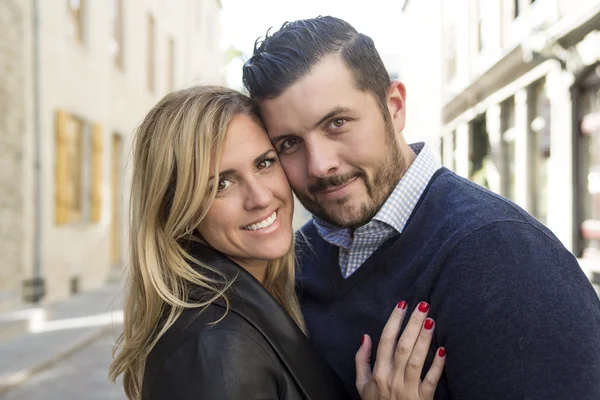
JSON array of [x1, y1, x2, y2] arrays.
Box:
[[259, 54, 409, 228]]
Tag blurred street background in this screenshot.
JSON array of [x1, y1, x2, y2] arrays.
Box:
[[1, 0, 600, 398]]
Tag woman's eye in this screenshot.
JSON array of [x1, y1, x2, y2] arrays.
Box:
[[257, 158, 276, 170], [217, 178, 232, 191]]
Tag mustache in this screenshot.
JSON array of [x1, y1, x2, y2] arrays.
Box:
[[309, 172, 362, 194]]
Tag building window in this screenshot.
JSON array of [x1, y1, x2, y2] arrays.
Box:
[[110, 0, 124, 69], [147, 14, 156, 92], [167, 37, 176, 92], [67, 0, 85, 44], [476, 0, 495, 53], [55, 110, 103, 224], [477, 0, 484, 52], [529, 80, 551, 223], [444, 21, 457, 84], [55, 111, 84, 223], [513, 0, 520, 19], [501, 98, 516, 200]]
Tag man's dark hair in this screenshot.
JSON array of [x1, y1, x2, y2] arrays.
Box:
[[242, 16, 391, 113]]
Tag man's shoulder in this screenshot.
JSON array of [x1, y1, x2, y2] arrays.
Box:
[[425, 168, 535, 225], [295, 219, 325, 261], [410, 168, 566, 254], [295, 219, 324, 247], [298, 218, 316, 234]]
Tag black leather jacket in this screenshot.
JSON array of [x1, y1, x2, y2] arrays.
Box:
[[142, 242, 349, 400]]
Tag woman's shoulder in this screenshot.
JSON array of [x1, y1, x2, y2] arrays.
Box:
[[149, 302, 275, 364], [143, 304, 285, 399]]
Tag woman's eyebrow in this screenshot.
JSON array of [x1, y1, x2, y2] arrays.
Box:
[[208, 149, 275, 180]]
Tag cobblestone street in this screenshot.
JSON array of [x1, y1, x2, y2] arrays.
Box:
[[3, 329, 125, 400]]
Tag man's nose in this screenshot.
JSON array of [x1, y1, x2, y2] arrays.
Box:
[[306, 136, 339, 178]]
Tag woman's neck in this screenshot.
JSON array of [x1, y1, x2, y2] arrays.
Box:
[[228, 257, 268, 284]]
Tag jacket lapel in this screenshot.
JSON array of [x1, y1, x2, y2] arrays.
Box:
[[188, 241, 348, 399]]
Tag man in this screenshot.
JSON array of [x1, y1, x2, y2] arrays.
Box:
[[242, 16, 600, 399]]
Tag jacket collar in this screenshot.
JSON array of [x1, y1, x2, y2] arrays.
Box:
[[187, 240, 348, 399]]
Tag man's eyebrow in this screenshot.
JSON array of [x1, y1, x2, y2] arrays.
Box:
[[208, 149, 275, 180], [269, 106, 351, 144]]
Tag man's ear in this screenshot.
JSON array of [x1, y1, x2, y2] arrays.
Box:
[[387, 81, 406, 117], [387, 81, 407, 132]]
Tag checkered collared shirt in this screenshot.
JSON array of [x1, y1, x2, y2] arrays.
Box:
[[313, 142, 441, 278]]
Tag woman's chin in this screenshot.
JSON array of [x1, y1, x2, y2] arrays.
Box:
[[252, 235, 293, 262]]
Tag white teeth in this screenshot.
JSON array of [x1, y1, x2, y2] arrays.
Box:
[[244, 212, 277, 231]]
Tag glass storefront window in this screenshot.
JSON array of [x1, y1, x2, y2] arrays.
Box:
[[501, 97, 516, 201], [530, 80, 551, 224], [580, 81, 600, 255], [469, 116, 491, 189]]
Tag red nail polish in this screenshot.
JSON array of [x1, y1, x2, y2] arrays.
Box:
[[424, 318, 435, 330], [361, 335, 366, 346], [418, 302, 430, 312], [438, 348, 446, 357], [397, 300, 407, 310]]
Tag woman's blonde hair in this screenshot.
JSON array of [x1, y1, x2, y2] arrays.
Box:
[[109, 86, 305, 400]]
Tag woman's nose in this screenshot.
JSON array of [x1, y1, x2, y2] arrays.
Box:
[[243, 179, 273, 211]]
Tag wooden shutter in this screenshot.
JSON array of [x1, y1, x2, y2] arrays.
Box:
[[90, 123, 103, 222], [55, 110, 69, 224]]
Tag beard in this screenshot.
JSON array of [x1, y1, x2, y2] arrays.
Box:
[[295, 116, 407, 229]]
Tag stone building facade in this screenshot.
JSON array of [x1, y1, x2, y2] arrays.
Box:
[[0, 0, 224, 310], [400, 0, 600, 276]]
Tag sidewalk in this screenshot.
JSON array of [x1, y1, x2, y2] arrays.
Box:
[[0, 282, 124, 396]]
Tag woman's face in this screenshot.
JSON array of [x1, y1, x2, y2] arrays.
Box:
[[197, 114, 294, 274]]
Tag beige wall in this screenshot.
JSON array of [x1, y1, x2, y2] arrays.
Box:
[[0, 0, 34, 311], [398, 0, 443, 150], [0, 0, 223, 307]]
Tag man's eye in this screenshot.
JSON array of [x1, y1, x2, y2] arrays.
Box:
[[217, 178, 232, 191], [330, 118, 346, 129], [280, 138, 300, 151]]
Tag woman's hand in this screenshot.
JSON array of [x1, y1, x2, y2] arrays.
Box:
[[355, 301, 446, 400]]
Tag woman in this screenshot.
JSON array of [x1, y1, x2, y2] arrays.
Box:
[[109, 86, 445, 400]]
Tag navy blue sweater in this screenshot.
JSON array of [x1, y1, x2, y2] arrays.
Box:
[[296, 168, 600, 400]]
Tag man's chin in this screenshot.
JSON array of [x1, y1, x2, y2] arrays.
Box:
[[314, 201, 372, 229]]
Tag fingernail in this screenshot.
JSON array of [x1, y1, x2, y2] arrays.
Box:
[[424, 318, 435, 330], [418, 301, 430, 312], [397, 300, 407, 310], [361, 334, 366, 346], [438, 348, 446, 357]]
